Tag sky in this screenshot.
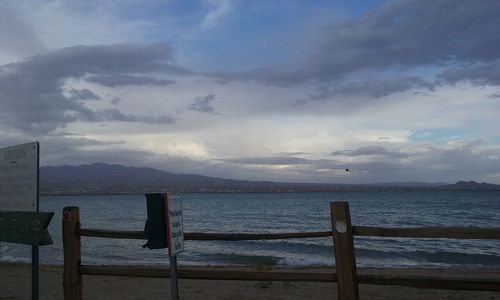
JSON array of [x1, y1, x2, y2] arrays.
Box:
[[1, 0, 500, 184]]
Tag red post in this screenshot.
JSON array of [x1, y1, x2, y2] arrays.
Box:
[[63, 206, 82, 300]]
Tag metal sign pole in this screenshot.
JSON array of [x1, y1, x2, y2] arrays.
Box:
[[32, 142, 40, 300], [32, 246, 39, 300], [143, 193, 183, 300], [169, 255, 179, 300], [164, 193, 182, 300], [0, 142, 48, 300]]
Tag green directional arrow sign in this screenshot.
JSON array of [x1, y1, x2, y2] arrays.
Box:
[[0, 211, 54, 246]]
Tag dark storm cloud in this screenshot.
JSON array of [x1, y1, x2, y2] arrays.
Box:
[[0, 43, 191, 133], [98, 108, 176, 124], [188, 94, 219, 114], [11, 42, 178, 74], [307, 0, 500, 81], [110, 97, 121, 105], [307, 77, 433, 100], [277, 152, 309, 156], [437, 60, 500, 86], [211, 0, 500, 98], [86, 74, 175, 87], [69, 88, 100, 100]]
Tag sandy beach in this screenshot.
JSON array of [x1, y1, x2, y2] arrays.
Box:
[[1, 262, 499, 299]]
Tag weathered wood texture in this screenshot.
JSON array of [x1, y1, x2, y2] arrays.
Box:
[[77, 228, 333, 240], [353, 226, 500, 239], [357, 274, 500, 291], [77, 227, 500, 241], [63, 207, 82, 300], [77, 229, 147, 239], [79, 265, 500, 292], [331, 202, 359, 300], [80, 265, 337, 282], [70, 204, 500, 298]]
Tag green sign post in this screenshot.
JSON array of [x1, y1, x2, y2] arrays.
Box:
[[0, 211, 54, 246], [0, 142, 53, 300], [143, 193, 184, 300]]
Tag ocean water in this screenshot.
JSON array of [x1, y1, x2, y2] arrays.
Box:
[[1, 191, 499, 268]]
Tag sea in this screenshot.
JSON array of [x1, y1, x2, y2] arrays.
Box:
[[1, 191, 499, 268]]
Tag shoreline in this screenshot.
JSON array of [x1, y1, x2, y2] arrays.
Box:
[[2, 262, 500, 299], [39, 188, 500, 197], [3, 257, 500, 269]]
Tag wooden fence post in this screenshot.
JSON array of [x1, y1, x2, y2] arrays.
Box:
[[331, 202, 359, 300], [63, 206, 82, 300]]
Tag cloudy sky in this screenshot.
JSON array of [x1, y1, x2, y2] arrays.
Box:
[[1, 0, 500, 184]]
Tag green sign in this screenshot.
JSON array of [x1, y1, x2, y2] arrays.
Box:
[[0, 211, 54, 246], [143, 193, 168, 250]]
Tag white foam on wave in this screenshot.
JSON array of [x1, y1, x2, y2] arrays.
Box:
[[277, 256, 335, 267]]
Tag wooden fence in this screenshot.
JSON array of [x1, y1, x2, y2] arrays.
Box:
[[62, 202, 500, 300]]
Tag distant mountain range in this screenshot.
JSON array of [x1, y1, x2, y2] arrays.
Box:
[[39, 163, 500, 195], [440, 180, 500, 190]]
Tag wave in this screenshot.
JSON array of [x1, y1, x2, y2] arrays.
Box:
[[278, 256, 335, 267], [355, 248, 500, 267], [187, 253, 282, 266]]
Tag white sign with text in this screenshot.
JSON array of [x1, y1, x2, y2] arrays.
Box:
[[165, 194, 184, 256], [0, 142, 39, 211]]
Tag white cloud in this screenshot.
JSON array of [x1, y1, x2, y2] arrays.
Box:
[[2, 0, 500, 183], [200, 0, 235, 30], [0, 1, 46, 63]]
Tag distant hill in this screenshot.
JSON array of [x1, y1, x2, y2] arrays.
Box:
[[364, 182, 448, 188], [41, 162, 230, 186], [440, 180, 500, 190], [40, 163, 342, 194], [39, 163, 497, 195], [40, 163, 242, 194]]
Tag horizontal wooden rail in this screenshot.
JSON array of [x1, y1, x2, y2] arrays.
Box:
[[76, 229, 333, 240], [358, 274, 500, 291], [77, 227, 500, 241], [186, 231, 333, 240], [80, 265, 337, 282], [353, 226, 500, 239], [77, 229, 146, 239], [68, 203, 500, 297], [79, 265, 500, 291]]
